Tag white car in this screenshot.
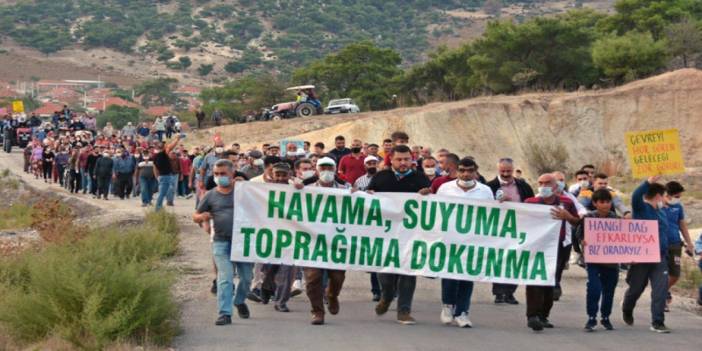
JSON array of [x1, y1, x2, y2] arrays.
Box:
[[324, 98, 360, 114]]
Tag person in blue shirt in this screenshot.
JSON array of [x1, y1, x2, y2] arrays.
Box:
[[622, 176, 672, 333], [661, 181, 695, 311]]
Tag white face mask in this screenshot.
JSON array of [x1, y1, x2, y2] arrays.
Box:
[[538, 186, 553, 198], [557, 181, 566, 192], [103, 153, 110, 157], [253, 159, 264, 167], [656, 201, 664, 209], [457, 179, 476, 188], [424, 168, 436, 176], [579, 180, 589, 188], [319, 170, 335, 183], [301, 170, 316, 180], [667, 198, 681, 205]]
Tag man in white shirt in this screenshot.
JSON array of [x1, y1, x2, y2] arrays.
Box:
[[436, 157, 494, 328]]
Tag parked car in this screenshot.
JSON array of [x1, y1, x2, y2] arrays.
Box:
[[324, 98, 360, 114]]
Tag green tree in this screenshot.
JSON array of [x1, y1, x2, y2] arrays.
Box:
[[224, 61, 246, 74], [135, 78, 181, 107], [592, 31, 669, 82], [665, 17, 702, 68], [197, 64, 214, 76], [97, 105, 141, 129], [598, 0, 702, 39], [293, 41, 402, 110], [200, 72, 287, 122], [179, 56, 192, 70]]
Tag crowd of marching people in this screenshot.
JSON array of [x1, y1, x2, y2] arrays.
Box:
[[3, 114, 701, 333], [189, 131, 702, 333]]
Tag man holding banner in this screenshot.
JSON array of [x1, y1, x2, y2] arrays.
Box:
[[193, 159, 253, 326], [524, 173, 580, 331], [622, 176, 672, 333], [437, 157, 494, 328], [368, 145, 432, 325], [305, 157, 349, 325]]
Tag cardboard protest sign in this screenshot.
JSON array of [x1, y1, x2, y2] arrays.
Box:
[[583, 218, 660, 264], [625, 129, 685, 178], [11, 100, 24, 113], [232, 182, 562, 286]]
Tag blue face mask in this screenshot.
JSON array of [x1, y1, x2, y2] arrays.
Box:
[[214, 176, 231, 187], [394, 169, 413, 178]]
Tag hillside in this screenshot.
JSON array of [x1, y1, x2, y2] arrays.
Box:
[[0, 0, 615, 85], [187, 68, 702, 176]]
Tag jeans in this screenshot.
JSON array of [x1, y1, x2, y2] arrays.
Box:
[[441, 279, 474, 316], [622, 260, 669, 324], [178, 175, 190, 196], [139, 176, 158, 205], [378, 273, 416, 313], [586, 264, 619, 318], [155, 174, 177, 210], [80, 169, 91, 193], [274, 265, 295, 306], [212, 241, 253, 316]]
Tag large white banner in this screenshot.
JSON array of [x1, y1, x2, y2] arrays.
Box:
[[232, 182, 562, 286]]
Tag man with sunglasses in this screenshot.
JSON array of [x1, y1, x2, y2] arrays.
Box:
[[436, 157, 494, 328]]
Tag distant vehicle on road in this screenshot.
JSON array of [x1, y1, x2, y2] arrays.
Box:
[[325, 98, 360, 114]]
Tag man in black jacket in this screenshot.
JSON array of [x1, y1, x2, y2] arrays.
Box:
[[486, 158, 534, 305], [368, 145, 432, 325]]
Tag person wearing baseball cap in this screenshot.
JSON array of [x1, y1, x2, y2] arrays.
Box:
[[306, 156, 349, 325]]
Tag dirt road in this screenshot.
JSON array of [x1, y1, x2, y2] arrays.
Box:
[[1, 150, 699, 351]]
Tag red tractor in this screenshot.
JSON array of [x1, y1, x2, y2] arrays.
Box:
[[261, 85, 323, 121]]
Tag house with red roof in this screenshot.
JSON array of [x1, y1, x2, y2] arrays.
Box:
[[87, 97, 140, 112], [145, 105, 171, 117], [32, 102, 65, 117]]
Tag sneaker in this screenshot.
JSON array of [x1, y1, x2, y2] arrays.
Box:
[[455, 312, 472, 328], [311, 313, 324, 325], [397, 312, 416, 325], [327, 296, 340, 315], [274, 304, 290, 312], [372, 293, 381, 302], [504, 294, 519, 305], [539, 317, 554, 328], [290, 288, 303, 297], [290, 280, 303, 297], [440, 304, 455, 325], [247, 289, 262, 303], [584, 318, 597, 332], [623, 309, 634, 326], [235, 303, 250, 319], [215, 314, 232, 326], [527, 316, 543, 331], [210, 279, 217, 295], [186, 193, 194, 199], [494, 294, 505, 304], [166, 201, 174, 206], [601, 318, 614, 331], [650, 323, 671, 333], [375, 299, 390, 316]]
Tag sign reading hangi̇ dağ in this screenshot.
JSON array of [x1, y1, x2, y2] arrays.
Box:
[[231, 182, 562, 286], [583, 218, 660, 264], [625, 129, 685, 178]]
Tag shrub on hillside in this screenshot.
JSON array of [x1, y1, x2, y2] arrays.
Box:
[[0, 211, 180, 349], [524, 138, 570, 175]]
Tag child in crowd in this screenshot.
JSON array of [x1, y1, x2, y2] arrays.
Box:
[[575, 189, 619, 332]]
